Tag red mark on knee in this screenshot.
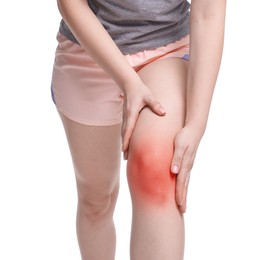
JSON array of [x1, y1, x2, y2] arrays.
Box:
[[127, 142, 176, 207]]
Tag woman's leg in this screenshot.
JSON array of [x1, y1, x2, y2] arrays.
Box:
[[58, 112, 121, 260], [127, 58, 188, 259]]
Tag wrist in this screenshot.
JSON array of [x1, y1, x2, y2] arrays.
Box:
[[118, 69, 143, 94]]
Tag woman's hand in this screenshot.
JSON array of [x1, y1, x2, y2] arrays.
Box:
[[171, 126, 204, 213], [122, 84, 166, 160]]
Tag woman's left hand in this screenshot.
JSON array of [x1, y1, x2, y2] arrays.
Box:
[[171, 126, 204, 213]]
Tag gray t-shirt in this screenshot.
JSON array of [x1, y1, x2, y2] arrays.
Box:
[[59, 0, 190, 55]]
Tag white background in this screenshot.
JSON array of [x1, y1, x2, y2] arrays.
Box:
[[0, 0, 272, 259]]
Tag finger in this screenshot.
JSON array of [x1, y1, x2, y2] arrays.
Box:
[[145, 95, 166, 116], [175, 149, 192, 209], [122, 109, 138, 152], [181, 172, 190, 213], [121, 113, 127, 149], [175, 171, 184, 207], [123, 150, 129, 160], [179, 151, 194, 212], [171, 144, 188, 174], [121, 117, 128, 159], [176, 171, 190, 214]]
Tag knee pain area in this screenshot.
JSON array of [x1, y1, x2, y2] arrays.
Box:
[[127, 141, 176, 208]]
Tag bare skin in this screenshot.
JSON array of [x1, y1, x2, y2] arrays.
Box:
[[55, 0, 226, 258], [58, 57, 188, 260], [128, 57, 188, 259], [58, 114, 122, 260]]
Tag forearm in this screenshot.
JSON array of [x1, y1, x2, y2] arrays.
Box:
[[185, 0, 226, 134], [57, 0, 142, 93]]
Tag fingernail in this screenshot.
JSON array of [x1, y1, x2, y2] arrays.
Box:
[[159, 107, 166, 114], [172, 165, 179, 174]]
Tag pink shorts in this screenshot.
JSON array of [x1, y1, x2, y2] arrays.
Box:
[[51, 32, 190, 126]]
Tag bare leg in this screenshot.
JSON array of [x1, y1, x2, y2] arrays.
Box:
[[59, 112, 121, 260], [127, 58, 188, 259]]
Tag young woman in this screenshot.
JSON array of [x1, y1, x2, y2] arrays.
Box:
[[51, 0, 226, 259]]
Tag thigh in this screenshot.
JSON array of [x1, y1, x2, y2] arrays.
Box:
[[59, 111, 122, 199], [127, 57, 188, 207], [131, 57, 188, 146]]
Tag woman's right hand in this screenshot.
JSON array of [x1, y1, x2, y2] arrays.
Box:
[[58, 1, 166, 156], [122, 83, 166, 159]]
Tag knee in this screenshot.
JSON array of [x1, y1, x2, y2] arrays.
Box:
[[127, 140, 176, 207], [77, 182, 119, 221]]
